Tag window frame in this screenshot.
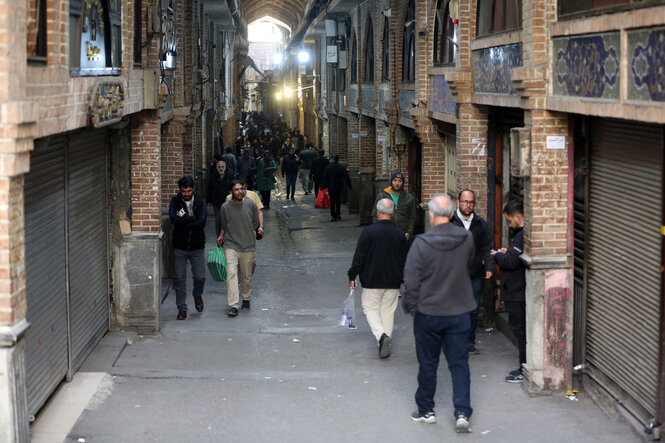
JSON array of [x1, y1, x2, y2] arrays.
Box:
[[433, 0, 457, 66], [133, 0, 143, 66], [402, 0, 416, 83], [476, 0, 522, 38], [69, 0, 122, 76], [28, 0, 48, 63], [364, 16, 374, 84], [351, 33, 358, 84], [382, 16, 390, 82], [558, 0, 661, 18]]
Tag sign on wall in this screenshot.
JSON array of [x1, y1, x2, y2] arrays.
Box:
[[90, 82, 124, 127]]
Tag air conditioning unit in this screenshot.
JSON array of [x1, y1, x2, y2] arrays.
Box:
[[510, 127, 531, 177]]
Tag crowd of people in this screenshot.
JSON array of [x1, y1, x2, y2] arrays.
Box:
[[169, 111, 527, 435]]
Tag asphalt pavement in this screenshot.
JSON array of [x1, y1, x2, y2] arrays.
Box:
[[52, 186, 642, 442]]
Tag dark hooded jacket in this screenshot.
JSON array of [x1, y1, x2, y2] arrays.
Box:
[[493, 227, 525, 302], [450, 211, 495, 278], [169, 193, 207, 251], [402, 222, 476, 316]]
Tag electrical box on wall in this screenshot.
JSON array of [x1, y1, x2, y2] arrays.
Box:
[[338, 51, 347, 69], [510, 127, 531, 177], [143, 68, 160, 109]]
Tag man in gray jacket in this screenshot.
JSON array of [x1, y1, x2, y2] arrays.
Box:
[[403, 194, 475, 433]]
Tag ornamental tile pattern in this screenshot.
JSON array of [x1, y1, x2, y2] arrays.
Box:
[[430, 75, 456, 115], [348, 85, 359, 112], [362, 85, 375, 113], [472, 44, 522, 94], [399, 89, 415, 121], [627, 27, 665, 102], [553, 33, 620, 99]]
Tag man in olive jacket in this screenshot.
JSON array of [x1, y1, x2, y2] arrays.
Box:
[[372, 171, 416, 237]]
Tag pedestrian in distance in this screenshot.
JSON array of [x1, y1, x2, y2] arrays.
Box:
[[281, 146, 299, 201], [298, 144, 317, 195], [403, 194, 475, 433], [221, 146, 238, 179], [207, 160, 232, 236], [256, 150, 278, 209], [372, 171, 416, 238], [237, 148, 257, 190], [451, 189, 494, 355], [218, 181, 262, 317], [310, 149, 329, 197], [491, 199, 527, 383], [348, 198, 408, 359], [322, 154, 352, 222], [169, 177, 207, 320]]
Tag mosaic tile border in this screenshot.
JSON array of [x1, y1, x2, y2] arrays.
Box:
[[628, 27, 665, 102], [472, 44, 523, 94]]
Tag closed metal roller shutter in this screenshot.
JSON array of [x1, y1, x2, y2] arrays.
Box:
[[67, 129, 109, 371], [24, 136, 68, 417], [586, 118, 662, 420]]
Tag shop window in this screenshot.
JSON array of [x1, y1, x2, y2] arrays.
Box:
[[28, 0, 48, 62], [433, 0, 457, 65], [476, 0, 521, 37], [351, 33, 358, 84], [364, 17, 374, 83], [69, 0, 122, 75], [558, 0, 654, 16], [133, 0, 142, 66], [402, 0, 416, 83], [382, 17, 390, 82]]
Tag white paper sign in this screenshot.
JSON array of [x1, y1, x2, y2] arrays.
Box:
[[351, 133, 359, 139], [361, 131, 368, 136], [546, 135, 565, 150], [377, 135, 387, 142]]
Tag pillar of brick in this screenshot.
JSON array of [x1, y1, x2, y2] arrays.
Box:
[[161, 122, 185, 209], [346, 113, 361, 214], [456, 103, 489, 218], [337, 117, 348, 161], [0, 0, 37, 440], [414, 117, 446, 202], [359, 115, 377, 224]]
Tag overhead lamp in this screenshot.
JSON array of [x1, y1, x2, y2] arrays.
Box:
[[284, 87, 293, 97], [273, 52, 283, 65], [276, 91, 282, 100], [298, 51, 310, 63]]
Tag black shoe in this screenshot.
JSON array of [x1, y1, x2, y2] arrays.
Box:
[[194, 296, 204, 312], [505, 369, 524, 383], [379, 333, 392, 359], [227, 307, 238, 317], [177, 309, 187, 320], [468, 345, 479, 355], [336, 215, 342, 220], [410, 410, 436, 424], [290, 197, 295, 201], [509, 367, 522, 376], [331, 217, 337, 222], [242, 299, 250, 310], [455, 414, 472, 433]]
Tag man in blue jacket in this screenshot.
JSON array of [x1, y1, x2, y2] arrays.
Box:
[[348, 198, 408, 359], [169, 177, 207, 320], [491, 199, 526, 383]]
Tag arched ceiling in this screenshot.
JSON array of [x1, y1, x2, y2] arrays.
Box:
[[241, 0, 308, 37]]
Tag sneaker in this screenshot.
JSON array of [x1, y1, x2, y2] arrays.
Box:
[[410, 410, 437, 424], [331, 217, 337, 222], [509, 367, 522, 377], [455, 414, 471, 433], [468, 345, 479, 355], [227, 307, 239, 317], [379, 333, 392, 359], [505, 371, 524, 383], [242, 299, 250, 310], [177, 309, 187, 320], [194, 296, 204, 312], [290, 197, 295, 201]]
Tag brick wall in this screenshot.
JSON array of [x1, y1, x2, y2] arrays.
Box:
[[130, 111, 161, 233], [0, 177, 26, 324], [347, 113, 360, 171], [161, 121, 184, 208], [457, 103, 489, 218], [337, 117, 349, 161], [360, 115, 376, 173]]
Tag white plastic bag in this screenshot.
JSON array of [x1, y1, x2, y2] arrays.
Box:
[[339, 290, 357, 329]]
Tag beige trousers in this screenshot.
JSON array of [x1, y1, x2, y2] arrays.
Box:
[[361, 288, 400, 341], [224, 248, 256, 308]]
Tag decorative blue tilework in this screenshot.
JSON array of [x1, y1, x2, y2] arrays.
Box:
[[348, 85, 359, 111], [628, 27, 665, 102], [362, 86, 375, 112], [553, 33, 620, 99], [430, 75, 456, 115], [472, 44, 523, 94], [399, 89, 415, 121]]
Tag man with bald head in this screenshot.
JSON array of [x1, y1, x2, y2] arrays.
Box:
[[403, 194, 476, 433], [348, 198, 408, 358]]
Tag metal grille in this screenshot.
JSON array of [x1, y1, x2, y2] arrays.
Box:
[[67, 129, 109, 372], [586, 119, 662, 418], [24, 137, 68, 417]]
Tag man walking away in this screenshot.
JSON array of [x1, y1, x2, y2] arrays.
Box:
[[256, 151, 278, 209], [218, 181, 262, 317], [281, 146, 299, 201], [372, 172, 416, 238], [322, 154, 352, 222], [348, 199, 408, 358], [451, 189, 494, 355], [237, 148, 257, 190], [207, 160, 232, 236], [310, 149, 329, 196], [221, 147, 238, 179], [298, 145, 317, 194], [403, 194, 475, 433], [491, 199, 526, 383], [169, 177, 207, 320]]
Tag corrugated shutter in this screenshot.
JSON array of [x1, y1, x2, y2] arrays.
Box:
[[67, 129, 109, 371], [24, 136, 68, 417], [586, 118, 662, 419]]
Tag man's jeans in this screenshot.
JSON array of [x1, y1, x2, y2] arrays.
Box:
[[225, 248, 256, 309], [174, 248, 206, 311], [469, 277, 482, 346], [414, 311, 473, 418], [285, 175, 297, 199]]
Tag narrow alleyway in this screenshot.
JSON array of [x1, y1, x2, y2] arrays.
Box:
[[38, 188, 640, 442]]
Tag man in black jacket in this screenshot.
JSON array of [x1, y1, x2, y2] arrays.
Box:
[[451, 189, 494, 355], [403, 194, 475, 432], [322, 154, 352, 221], [310, 150, 329, 196], [281, 146, 299, 201], [169, 177, 207, 320], [207, 159, 232, 236], [491, 199, 526, 383], [348, 198, 408, 359]]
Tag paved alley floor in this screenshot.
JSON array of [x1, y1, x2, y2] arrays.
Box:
[[50, 188, 642, 442]]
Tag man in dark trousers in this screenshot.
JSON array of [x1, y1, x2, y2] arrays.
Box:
[[322, 154, 352, 222], [491, 199, 526, 383], [403, 194, 475, 433], [281, 146, 299, 201], [348, 198, 408, 359], [372, 171, 416, 238], [221, 146, 238, 179], [310, 149, 329, 196], [169, 177, 207, 320], [207, 159, 232, 236], [451, 189, 494, 355]]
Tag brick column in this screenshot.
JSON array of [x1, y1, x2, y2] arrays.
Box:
[[359, 115, 376, 224], [131, 112, 162, 233], [161, 121, 185, 209], [415, 118, 446, 202], [457, 103, 489, 218], [346, 113, 361, 214]]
